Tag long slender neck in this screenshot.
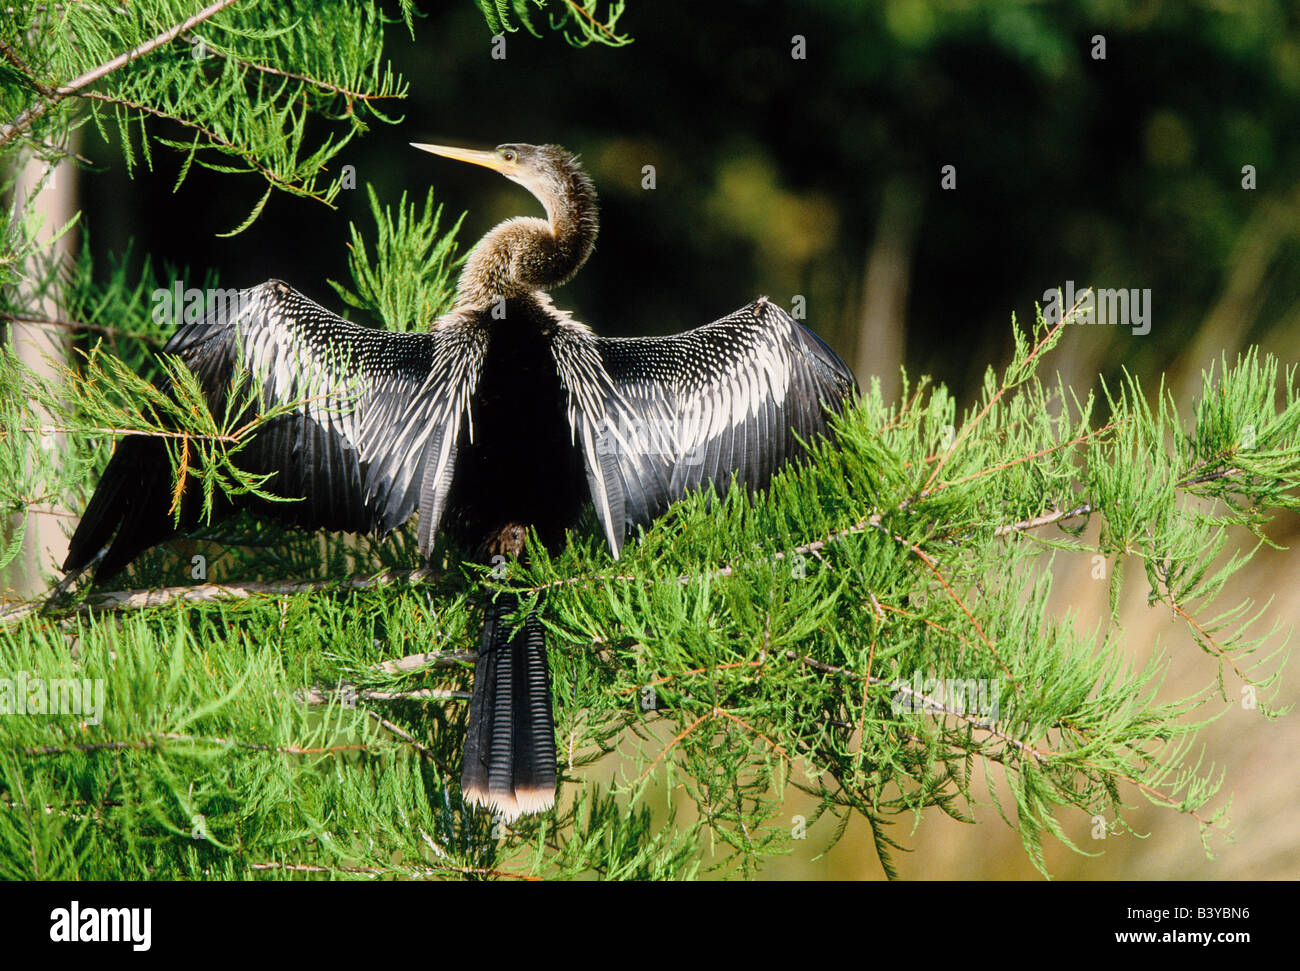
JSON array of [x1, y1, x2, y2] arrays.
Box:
[[456, 165, 599, 310]]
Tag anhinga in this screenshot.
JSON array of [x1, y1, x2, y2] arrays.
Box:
[[63, 142, 857, 820]]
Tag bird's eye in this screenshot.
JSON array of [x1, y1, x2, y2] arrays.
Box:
[[501, 149, 517, 163]]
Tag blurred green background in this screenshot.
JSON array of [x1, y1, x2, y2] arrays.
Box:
[[73, 0, 1300, 878]]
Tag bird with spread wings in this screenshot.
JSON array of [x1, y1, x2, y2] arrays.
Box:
[[63, 142, 858, 820]]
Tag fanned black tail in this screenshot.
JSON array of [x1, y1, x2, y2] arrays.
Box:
[[461, 592, 557, 820]]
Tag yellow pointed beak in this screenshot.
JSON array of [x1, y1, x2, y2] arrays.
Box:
[[410, 142, 512, 174]]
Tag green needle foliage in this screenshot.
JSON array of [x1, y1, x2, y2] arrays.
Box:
[[499, 310, 1295, 877], [1, 0, 413, 237], [475, 0, 632, 48], [1, 261, 1295, 877], [328, 184, 465, 332]]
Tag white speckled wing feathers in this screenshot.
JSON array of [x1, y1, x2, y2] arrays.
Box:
[[164, 280, 485, 556], [553, 298, 856, 556]]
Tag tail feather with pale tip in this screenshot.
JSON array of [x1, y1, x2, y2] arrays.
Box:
[[461, 593, 557, 821]]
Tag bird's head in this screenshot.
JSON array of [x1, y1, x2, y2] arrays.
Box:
[[410, 142, 591, 221], [411, 140, 598, 299]]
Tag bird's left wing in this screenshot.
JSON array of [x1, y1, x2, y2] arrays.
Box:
[[553, 298, 856, 557]]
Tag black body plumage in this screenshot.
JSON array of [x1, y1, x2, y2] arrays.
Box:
[[62, 143, 858, 821]]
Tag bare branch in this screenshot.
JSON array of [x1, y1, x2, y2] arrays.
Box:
[[0, 0, 243, 148], [298, 685, 470, 705], [0, 567, 441, 629], [374, 649, 475, 674], [0, 312, 164, 344]]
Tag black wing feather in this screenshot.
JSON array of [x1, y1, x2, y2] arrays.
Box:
[[64, 280, 485, 577], [554, 298, 856, 556]]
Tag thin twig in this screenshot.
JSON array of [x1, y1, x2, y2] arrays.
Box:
[[922, 294, 1086, 493], [560, 0, 624, 43], [0, 312, 164, 344], [1178, 465, 1243, 488], [783, 650, 1042, 762], [0, 567, 441, 629], [0, 37, 41, 83], [13, 424, 239, 443], [362, 711, 438, 761], [374, 649, 475, 674], [943, 421, 1120, 489], [0, 0, 243, 148], [901, 535, 1019, 687], [993, 502, 1095, 537], [298, 685, 470, 705], [1162, 594, 1250, 685]]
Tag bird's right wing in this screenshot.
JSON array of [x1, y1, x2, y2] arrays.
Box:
[[65, 280, 486, 576], [553, 298, 856, 557]]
